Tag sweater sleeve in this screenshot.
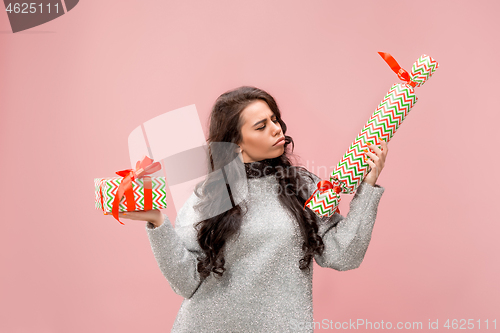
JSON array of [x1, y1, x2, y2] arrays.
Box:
[[145, 192, 204, 299], [303, 171, 385, 271]]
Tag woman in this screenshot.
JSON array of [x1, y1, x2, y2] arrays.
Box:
[[115, 86, 387, 332]]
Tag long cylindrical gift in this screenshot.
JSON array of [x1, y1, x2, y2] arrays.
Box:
[[305, 52, 439, 217]]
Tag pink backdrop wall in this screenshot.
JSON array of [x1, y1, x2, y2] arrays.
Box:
[[1, 0, 499, 332]]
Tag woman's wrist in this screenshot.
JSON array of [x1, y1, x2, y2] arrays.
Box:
[[149, 214, 164, 228], [363, 179, 375, 186]]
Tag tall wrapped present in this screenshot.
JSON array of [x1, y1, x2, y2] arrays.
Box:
[[305, 52, 439, 217], [95, 155, 167, 224]]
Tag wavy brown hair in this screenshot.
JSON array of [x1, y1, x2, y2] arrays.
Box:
[[193, 86, 327, 280]]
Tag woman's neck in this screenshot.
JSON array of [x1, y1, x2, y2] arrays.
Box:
[[244, 157, 279, 179]]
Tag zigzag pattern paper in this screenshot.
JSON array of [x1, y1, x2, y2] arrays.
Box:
[[94, 176, 167, 213], [306, 53, 439, 217]]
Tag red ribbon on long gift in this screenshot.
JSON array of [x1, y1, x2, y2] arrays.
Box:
[[378, 52, 417, 88], [303, 180, 341, 215], [111, 155, 162, 224]]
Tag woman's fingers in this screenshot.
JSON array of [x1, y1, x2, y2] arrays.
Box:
[[365, 140, 388, 161], [364, 150, 379, 161], [379, 140, 388, 159], [366, 143, 382, 157], [364, 144, 385, 170], [103, 211, 141, 220], [363, 139, 388, 185], [366, 158, 376, 170], [380, 139, 388, 152], [118, 211, 144, 220], [365, 158, 378, 178], [104, 209, 163, 223]]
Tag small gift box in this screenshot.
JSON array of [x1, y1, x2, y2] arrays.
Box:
[[94, 155, 167, 224]]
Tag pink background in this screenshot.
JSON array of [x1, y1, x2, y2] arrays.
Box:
[[1, 0, 499, 332]]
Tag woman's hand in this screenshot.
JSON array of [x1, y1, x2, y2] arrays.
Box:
[[363, 139, 388, 186], [105, 209, 164, 227]]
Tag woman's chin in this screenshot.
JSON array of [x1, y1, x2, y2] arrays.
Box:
[[270, 146, 285, 157]]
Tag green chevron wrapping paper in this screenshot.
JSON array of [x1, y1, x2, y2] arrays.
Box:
[[94, 176, 168, 213], [305, 52, 439, 217], [95, 155, 167, 224]]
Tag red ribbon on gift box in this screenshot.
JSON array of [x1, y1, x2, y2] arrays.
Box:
[[303, 180, 342, 215], [109, 155, 162, 224], [378, 52, 417, 88]]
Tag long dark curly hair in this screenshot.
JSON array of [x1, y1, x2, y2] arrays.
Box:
[[193, 86, 327, 280]]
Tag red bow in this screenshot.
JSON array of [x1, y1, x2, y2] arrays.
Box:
[[303, 180, 341, 215], [378, 52, 417, 88], [111, 156, 162, 224]]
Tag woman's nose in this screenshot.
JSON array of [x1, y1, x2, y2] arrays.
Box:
[[272, 121, 281, 134]]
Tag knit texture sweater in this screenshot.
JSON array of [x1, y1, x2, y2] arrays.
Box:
[[145, 165, 385, 332]]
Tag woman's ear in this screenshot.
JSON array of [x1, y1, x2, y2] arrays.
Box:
[[235, 146, 245, 163]]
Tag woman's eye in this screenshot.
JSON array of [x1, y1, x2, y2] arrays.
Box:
[[257, 119, 278, 131]]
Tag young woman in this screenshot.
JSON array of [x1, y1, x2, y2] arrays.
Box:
[[115, 86, 387, 332]]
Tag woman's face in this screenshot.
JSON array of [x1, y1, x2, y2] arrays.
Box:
[[238, 100, 285, 163]]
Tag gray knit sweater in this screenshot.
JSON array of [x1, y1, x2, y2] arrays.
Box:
[[145, 170, 385, 332]]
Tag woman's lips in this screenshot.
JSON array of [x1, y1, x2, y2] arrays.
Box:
[[273, 137, 285, 146]]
